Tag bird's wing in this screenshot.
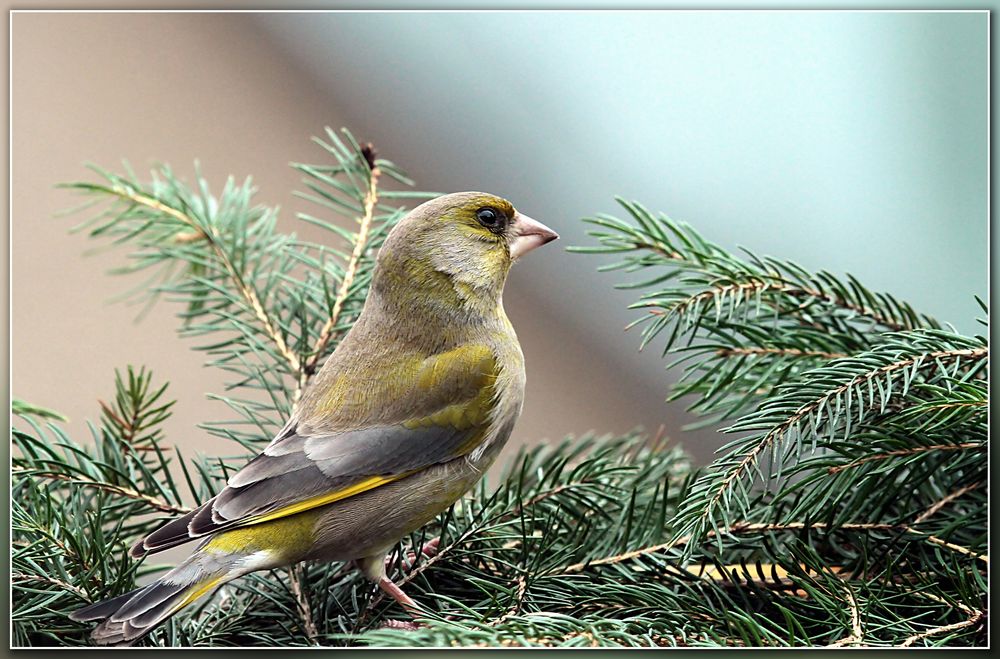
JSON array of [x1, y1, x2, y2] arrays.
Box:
[[133, 344, 499, 557]]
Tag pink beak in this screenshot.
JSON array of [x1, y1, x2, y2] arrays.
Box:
[[509, 212, 559, 260]]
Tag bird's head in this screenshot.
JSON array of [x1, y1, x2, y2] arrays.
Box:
[[372, 192, 558, 315]]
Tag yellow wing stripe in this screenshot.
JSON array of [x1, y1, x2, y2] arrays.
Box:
[[167, 575, 225, 617], [204, 506, 322, 555], [246, 473, 407, 525]]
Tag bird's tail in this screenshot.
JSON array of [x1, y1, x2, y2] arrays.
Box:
[[69, 549, 239, 646]]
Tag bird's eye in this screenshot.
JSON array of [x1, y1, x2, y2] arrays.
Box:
[[475, 207, 503, 231]]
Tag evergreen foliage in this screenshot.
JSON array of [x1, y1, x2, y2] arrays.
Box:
[[11, 132, 987, 647]]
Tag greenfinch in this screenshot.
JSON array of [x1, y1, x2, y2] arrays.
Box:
[[70, 192, 558, 645]]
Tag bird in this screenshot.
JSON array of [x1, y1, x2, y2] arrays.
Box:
[[69, 191, 559, 645]]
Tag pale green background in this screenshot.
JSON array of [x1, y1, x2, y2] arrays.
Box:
[[262, 10, 988, 342]]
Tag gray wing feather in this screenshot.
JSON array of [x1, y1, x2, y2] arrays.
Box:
[[133, 422, 481, 553], [306, 424, 468, 475], [212, 465, 341, 523], [188, 421, 479, 536], [228, 423, 469, 487]]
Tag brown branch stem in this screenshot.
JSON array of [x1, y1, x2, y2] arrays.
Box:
[[716, 346, 848, 360], [901, 610, 985, 647], [490, 574, 528, 627], [99, 400, 138, 445], [557, 520, 986, 575], [297, 163, 381, 400], [825, 583, 863, 647], [19, 469, 189, 515], [287, 564, 319, 644], [630, 244, 918, 332], [107, 186, 301, 375], [828, 443, 984, 475], [16, 521, 93, 573], [913, 481, 983, 525], [12, 571, 89, 598]]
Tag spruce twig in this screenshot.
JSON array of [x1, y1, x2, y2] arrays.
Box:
[[84, 184, 302, 374], [299, 143, 381, 389]]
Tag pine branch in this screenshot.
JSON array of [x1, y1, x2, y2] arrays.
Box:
[[827, 443, 983, 474], [670, 332, 987, 548], [299, 143, 382, 390], [12, 572, 89, 599], [98, 366, 175, 454], [901, 609, 985, 647], [12, 376, 184, 646], [287, 565, 319, 644], [566, 198, 986, 648], [715, 346, 849, 360], [912, 481, 983, 525], [12, 399, 69, 422], [76, 180, 302, 374], [63, 128, 434, 446], [573, 199, 946, 424], [14, 469, 189, 515], [556, 518, 986, 577], [14, 129, 440, 647], [824, 582, 863, 647]]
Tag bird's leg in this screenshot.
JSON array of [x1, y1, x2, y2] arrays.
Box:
[[375, 579, 423, 631], [375, 578, 423, 631], [357, 552, 425, 631], [377, 576, 419, 613]]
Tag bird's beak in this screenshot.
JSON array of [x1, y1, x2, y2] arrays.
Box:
[[509, 212, 559, 260]]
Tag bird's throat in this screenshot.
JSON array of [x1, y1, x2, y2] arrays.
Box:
[[371, 253, 506, 330]]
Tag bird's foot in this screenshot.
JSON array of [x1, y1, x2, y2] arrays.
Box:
[[380, 618, 423, 631], [386, 536, 441, 572], [377, 575, 420, 614]]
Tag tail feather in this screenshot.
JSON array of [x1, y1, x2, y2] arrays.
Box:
[[109, 581, 188, 623], [69, 554, 234, 646], [69, 588, 143, 622]]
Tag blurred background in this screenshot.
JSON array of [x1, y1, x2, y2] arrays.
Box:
[[11, 11, 987, 480]]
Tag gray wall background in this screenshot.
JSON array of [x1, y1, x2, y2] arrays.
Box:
[[12, 12, 987, 482]]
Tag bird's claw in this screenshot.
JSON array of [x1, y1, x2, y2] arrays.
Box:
[[380, 618, 423, 631], [386, 536, 441, 572]]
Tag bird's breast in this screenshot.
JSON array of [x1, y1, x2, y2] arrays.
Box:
[[466, 334, 525, 467]]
